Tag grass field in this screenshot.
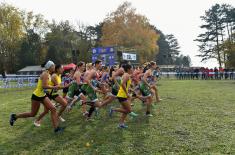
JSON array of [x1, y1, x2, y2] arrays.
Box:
[[1, 79, 235, 155]]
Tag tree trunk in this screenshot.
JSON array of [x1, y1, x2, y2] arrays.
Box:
[[226, 23, 231, 41], [230, 22, 234, 42], [221, 29, 226, 68], [216, 22, 222, 68]]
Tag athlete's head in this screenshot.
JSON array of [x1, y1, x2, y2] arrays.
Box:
[[95, 59, 102, 70], [113, 65, 118, 71], [77, 61, 85, 72], [55, 64, 64, 74], [119, 60, 128, 68], [123, 64, 133, 74], [138, 66, 143, 71], [86, 63, 93, 71], [156, 66, 160, 71], [150, 61, 157, 69], [42, 60, 55, 73]]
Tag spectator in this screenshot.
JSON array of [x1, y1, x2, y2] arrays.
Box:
[[214, 67, 218, 80], [224, 69, 229, 79], [219, 67, 224, 80]]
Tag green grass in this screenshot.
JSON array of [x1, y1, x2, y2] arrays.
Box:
[[1, 80, 235, 155]]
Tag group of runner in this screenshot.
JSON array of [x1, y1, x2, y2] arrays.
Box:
[[9, 59, 161, 133]]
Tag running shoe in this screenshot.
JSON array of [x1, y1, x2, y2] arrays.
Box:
[[59, 116, 66, 122], [83, 111, 89, 117], [54, 127, 65, 133], [129, 112, 138, 117], [146, 113, 153, 117], [109, 107, 114, 117], [10, 113, 17, 126], [33, 120, 41, 127], [157, 99, 162, 102], [118, 124, 128, 129]]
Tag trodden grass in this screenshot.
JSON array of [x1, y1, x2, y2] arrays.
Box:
[[0, 79, 235, 154]]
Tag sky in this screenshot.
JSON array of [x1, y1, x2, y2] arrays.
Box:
[[2, 0, 235, 67]]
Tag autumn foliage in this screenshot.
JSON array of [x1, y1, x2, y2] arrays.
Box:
[[101, 2, 159, 63]]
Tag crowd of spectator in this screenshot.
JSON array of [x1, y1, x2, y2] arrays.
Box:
[[175, 67, 235, 80]]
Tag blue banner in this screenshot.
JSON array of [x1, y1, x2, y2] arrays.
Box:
[[92, 47, 115, 66]]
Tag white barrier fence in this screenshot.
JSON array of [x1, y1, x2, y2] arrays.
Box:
[[0, 75, 39, 88], [0, 72, 234, 89]]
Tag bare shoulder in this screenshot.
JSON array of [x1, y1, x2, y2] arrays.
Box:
[[74, 71, 81, 77], [41, 71, 49, 77], [41, 71, 49, 80]]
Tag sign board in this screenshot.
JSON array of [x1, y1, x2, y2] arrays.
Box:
[[92, 47, 115, 66], [92, 47, 114, 55], [122, 53, 136, 61]]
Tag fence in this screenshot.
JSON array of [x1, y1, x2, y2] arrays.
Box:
[[0, 72, 234, 89], [0, 75, 39, 89]]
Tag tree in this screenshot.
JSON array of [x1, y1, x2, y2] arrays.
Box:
[[94, 22, 104, 47], [17, 12, 49, 68], [174, 54, 191, 67], [196, 4, 235, 67], [155, 30, 172, 65], [76, 23, 97, 62], [45, 20, 78, 64], [0, 3, 24, 73], [165, 34, 180, 59], [155, 28, 182, 65], [182, 55, 191, 67], [222, 40, 235, 68], [100, 2, 159, 63]]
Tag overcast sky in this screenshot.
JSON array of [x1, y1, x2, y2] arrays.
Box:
[[2, 0, 235, 67]]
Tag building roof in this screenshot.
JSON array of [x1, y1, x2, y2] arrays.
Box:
[[158, 65, 179, 69], [18, 66, 43, 72]]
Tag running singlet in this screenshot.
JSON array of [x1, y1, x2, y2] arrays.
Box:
[[63, 76, 73, 85], [51, 74, 62, 95], [146, 71, 155, 83], [33, 72, 51, 97], [139, 71, 153, 96], [111, 76, 122, 96], [117, 78, 131, 98]]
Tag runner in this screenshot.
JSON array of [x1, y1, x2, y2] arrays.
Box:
[[71, 61, 88, 115], [109, 64, 133, 128], [81, 60, 103, 119], [62, 68, 75, 98], [150, 66, 162, 103], [9, 60, 64, 133], [139, 61, 156, 116], [34, 64, 68, 127]]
